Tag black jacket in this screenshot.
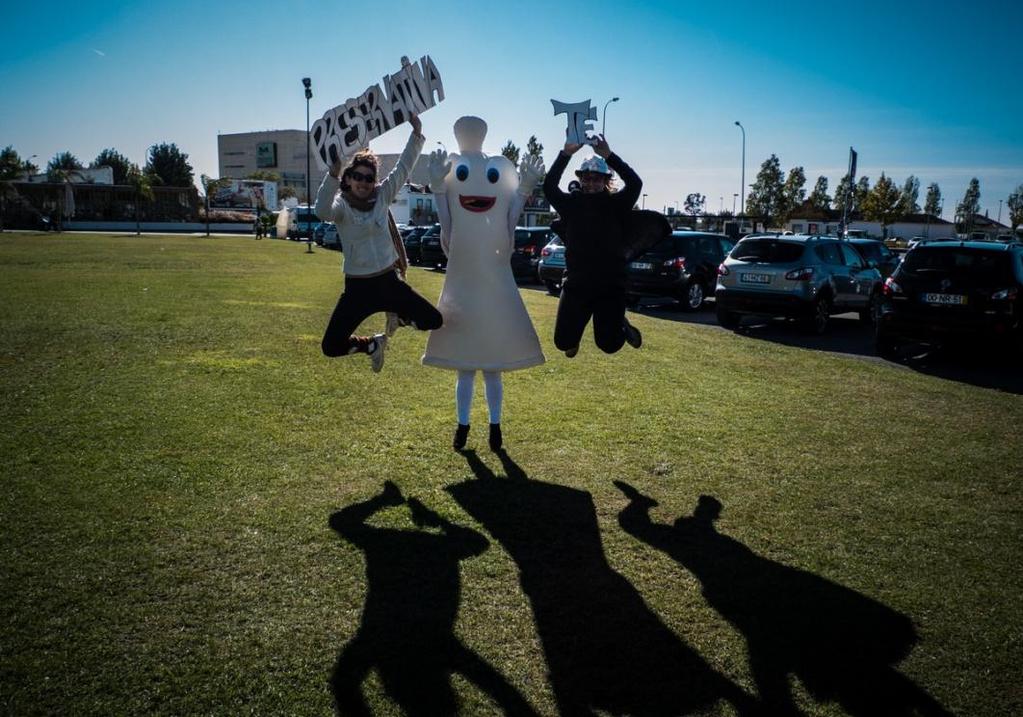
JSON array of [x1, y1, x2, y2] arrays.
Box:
[[543, 151, 643, 280]]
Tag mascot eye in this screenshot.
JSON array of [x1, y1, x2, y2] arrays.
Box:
[[487, 167, 500, 184], [455, 164, 469, 181]]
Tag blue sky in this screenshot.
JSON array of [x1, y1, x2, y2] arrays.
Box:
[[2, 0, 1019, 222]]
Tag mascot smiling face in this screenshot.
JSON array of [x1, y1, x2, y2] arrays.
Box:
[[444, 116, 517, 223]]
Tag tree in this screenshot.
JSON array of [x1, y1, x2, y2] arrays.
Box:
[[833, 174, 854, 215], [683, 193, 706, 216], [1, 146, 36, 180], [955, 178, 981, 231], [924, 183, 942, 217], [855, 176, 871, 214], [745, 155, 784, 226], [525, 135, 543, 160], [861, 172, 902, 234], [1006, 184, 1023, 233], [897, 175, 920, 215], [90, 148, 133, 185], [145, 142, 194, 187], [781, 166, 806, 220], [126, 164, 154, 236], [46, 151, 84, 182], [808, 176, 831, 211], [279, 186, 297, 201], [246, 170, 281, 183], [500, 140, 520, 166]]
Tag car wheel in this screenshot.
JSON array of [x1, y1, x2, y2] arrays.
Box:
[[682, 281, 705, 311], [804, 294, 831, 334], [545, 280, 561, 296], [716, 306, 741, 329], [859, 292, 880, 324]]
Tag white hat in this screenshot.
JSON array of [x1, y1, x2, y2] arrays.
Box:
[[575, 156, 611, 176]]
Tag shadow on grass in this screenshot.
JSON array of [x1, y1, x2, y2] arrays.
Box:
[[329, 480, 538, 717], [449, 450, 757, 717], [614, 481, 955, 717]]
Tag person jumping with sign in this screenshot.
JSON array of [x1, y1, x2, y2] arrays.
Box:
[[315, 113, 442, 372], [543, 134, 643, 357]]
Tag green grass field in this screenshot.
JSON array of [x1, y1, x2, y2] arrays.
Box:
[[1, 232, 1020, 716]]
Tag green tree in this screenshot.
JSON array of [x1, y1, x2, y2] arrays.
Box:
[[808, 176, 831, 211], [279, 186, 297, 201], [897, 175, 920, 215], [924, 183, 942, 217], [246, 170, 281, 183], [90, 148, 133, 185], [955, 178, 981, 231], [746, 154, 784, 226], [833, 174, 854, 215], [145, 143, 194, 187], [781, 166, 806, 220], [0, 146, 36, 180], [1006, 184, 1023, 233], [855, 176, 871, 214], [500, 140, 520, 166], [46, 151, 84, 182], [126, 164, 154, 237], [862, 172, 902, 235], [525, 135, 543, 160], [683, 192, 706, 216]]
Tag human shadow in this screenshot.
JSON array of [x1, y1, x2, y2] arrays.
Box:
[[448, 451, 756, 717], [329, 480, 538, 717], [614, 481, 954, 717]]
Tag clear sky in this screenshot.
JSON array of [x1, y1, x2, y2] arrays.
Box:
[[2, 0, 1019, 223]]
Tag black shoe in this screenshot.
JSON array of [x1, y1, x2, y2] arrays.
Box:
[[564, 346, 579, 358], [453, 424, 470, 451], [624, 320, 642, 349], [488, 423, 503, 451]]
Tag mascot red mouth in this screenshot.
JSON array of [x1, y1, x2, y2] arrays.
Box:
[[458, 195, 496, 212]]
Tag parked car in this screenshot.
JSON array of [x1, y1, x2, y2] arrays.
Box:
[[848, 237, 899, 279], [626, 231, 735, 310], [313, 221, 340, 249], [511, 227, 554, 282], [403, 225, 430, 265], [875, 240, 1023, 357], [537, 236, 566, 295], [419, 224, 447, 269], [715, 234, 883, 333]]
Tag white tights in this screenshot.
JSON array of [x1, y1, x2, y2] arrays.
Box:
[[455, 370, 503, 426]]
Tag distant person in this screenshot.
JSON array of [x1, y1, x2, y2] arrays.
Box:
[[543, 134, 643, 357], [314, 113, 441, 373]]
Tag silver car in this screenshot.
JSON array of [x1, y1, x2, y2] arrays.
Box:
[[715, 234, 883, 333]]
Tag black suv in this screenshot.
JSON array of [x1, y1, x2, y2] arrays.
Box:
[[626, 231, 735, 310], [419, 224, 447, 269], [511, 227, 554, 282], [875, 240, 1023, 356]]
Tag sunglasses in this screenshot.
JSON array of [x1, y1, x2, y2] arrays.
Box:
[[349, 170, 376, 184]]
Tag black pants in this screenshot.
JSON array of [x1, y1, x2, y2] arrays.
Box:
[[322, 271, 442, 357], [554, 275, 627, 354]]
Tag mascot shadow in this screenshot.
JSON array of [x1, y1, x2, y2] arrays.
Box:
[[328, 480, 537, 716], [613, 480, 954, 717], [447, 450, 757, 717]]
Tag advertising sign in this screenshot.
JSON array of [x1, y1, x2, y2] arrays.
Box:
[[211, 179, 278, 212]]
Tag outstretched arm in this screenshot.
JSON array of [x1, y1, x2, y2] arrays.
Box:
[[428, 149, 453, 254], [408, 497, 488, 558], [329, 481, 404, 545], [377, 114, 426, 205], [542, 139, 582, 213]]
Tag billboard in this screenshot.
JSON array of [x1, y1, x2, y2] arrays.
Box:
[[211, 179, 278, 212]]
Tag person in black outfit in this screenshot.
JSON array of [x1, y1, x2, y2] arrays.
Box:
[[543, 135, 643, 357]]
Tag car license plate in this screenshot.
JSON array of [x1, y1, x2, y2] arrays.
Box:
[[630, 262, 653, 270], [740, 273, 771, 284], [923, 293, 967, 306]]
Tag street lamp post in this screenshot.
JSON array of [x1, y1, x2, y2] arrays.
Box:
[[641, 193, 647, 209], [732, 193, 738, 215], [998, 198, 1003, 225], [734, 121, 745, 218], [303, 77, 314, 254], [602, 97, 619, 136]]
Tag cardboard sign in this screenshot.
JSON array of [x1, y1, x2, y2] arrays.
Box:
[[311, 55, 444, 169], [551, 99, 597, 145]]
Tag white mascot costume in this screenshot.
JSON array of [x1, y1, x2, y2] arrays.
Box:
[[423, 116, 545, 451]]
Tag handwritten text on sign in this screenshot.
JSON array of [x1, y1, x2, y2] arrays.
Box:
[[311, 55, 444, 169]]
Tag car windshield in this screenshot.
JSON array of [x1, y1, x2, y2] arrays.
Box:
[[901, 247, 1015, 283], [854, 243, 882, 262], [731, 239, 804, 263]]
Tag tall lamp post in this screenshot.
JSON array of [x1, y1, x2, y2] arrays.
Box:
[[641, 193, 647, 209], [303, 77, 314, 254], [602, 97, 619, 136], [734, 121, 746, 219]]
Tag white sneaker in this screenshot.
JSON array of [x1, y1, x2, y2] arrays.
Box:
[[368, 334, 387, 373]]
